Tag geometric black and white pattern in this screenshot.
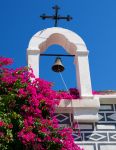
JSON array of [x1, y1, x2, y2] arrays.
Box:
[[99, 104, 114, 111], [55, 104, 116, 150], [96, 123, 116, 131], [84, 132, 107, 141], [98, 113, 105, 121], [54, 113, 71, 124], [109, 133, 116, 141], [106, 113, 116, 121], [72, 132, 83, 141]]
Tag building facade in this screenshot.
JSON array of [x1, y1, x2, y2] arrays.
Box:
[[27, 27, 116, 150]]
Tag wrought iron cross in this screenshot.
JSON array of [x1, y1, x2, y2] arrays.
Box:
[[40, 5, 72, 27]]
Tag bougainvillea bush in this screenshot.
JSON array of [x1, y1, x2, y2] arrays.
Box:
[[0, 56, 83, 150]]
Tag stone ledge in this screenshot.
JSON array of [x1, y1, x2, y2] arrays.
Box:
[[56, 98, 100, 110], [56, 98, 100, 122], [74, 109, 99, 122], [98, 95, 116, 104]]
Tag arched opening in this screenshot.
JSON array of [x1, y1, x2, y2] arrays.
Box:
[[27, 27, 93, 98], [40, 44, 77, 90], [39, 33, 77, 55]]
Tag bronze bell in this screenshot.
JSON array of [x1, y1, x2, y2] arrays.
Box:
[[52, 57, 65, 72]]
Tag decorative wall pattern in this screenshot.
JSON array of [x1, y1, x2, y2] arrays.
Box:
[[55, 104, 116, 150]]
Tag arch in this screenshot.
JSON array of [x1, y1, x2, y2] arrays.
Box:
[[27, 27, 88, 53], [27, 27, 93, 98]]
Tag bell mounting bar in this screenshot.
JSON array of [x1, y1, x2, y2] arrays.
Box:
[[40, 54, 75, 57]]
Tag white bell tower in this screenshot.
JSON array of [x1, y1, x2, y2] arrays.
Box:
[[27, 26, 100, 122], [27, 27, 93, 99]]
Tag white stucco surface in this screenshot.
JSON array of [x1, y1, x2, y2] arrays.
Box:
[[27, 27, 87, 52]]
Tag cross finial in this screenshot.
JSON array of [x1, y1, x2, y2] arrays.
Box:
[[40, 5, 72, 27]]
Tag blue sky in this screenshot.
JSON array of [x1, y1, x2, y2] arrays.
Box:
[[0, 0, 116, 91]]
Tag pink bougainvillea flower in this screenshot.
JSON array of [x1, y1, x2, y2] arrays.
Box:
[[0, 56, 13, 67], [0, 57, 83, 150]]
